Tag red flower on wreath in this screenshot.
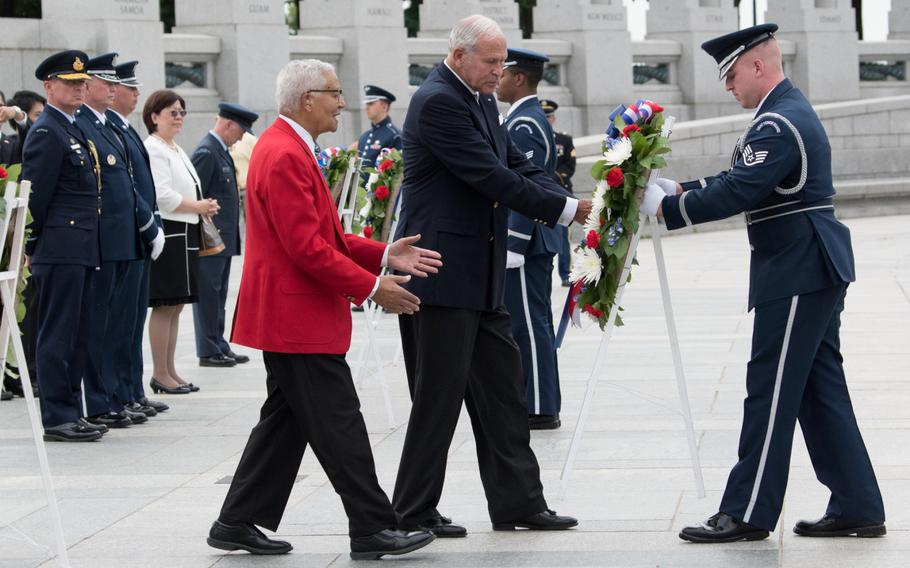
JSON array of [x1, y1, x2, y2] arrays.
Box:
[[374, 185, 390, 200], [363, 226, 373, 239], [0, 166, 7, 180], [378, 159, 395, 173], [585, 230, 600, 249], [622, 124, 641, 137], [583, 304, 604, 318], [649, 102, 665, 113], [606, 167, 625, 188]]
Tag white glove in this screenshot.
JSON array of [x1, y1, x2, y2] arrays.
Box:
[[150, 227, 165, 260], [506, 251, 525, 269], [641, 183, 665, 217], [654, 177, 679, 196]]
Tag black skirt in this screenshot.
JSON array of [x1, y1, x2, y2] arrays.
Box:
[[149, 218, 200, 307]]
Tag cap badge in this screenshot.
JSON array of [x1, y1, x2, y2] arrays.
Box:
[[73, 57, 84, 71]]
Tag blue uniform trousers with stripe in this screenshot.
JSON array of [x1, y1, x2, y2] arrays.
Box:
[[130, 258, 151, 402], [84, 259, 146, 415], [504, 253, 561, 416], [193, 256, 232, 358], [719, 283, 884, 530]]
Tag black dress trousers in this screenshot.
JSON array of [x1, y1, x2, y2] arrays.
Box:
[[393, 305, 548, 526], [218, 351, 396, 537]]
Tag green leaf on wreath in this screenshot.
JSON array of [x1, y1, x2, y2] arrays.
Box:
[[590, 160, 606, 181]]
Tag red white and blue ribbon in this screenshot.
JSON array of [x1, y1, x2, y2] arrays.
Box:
[[555, 280, 584, 348]]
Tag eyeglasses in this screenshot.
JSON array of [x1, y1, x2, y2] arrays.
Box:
[[307, 89, 344, 100], [168, 109, 188, 118]]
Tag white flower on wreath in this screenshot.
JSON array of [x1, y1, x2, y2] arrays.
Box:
[[570, 246, 603, 285], [584, 187, 606, 234], [603, 136, 632, 166]]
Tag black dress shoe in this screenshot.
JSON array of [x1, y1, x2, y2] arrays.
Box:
[[125, 401, 157, 417], [87, 411, 132, 428], [149, 378, 191, 394], [350, 529, 435, 560], [493, 509, 578, 531], [529, 414, 561, 430], [199, 354, 236, 367], [138, 397, 169, 412], [413, 515, 467, 538], [3, 375, 24, 397], [793, 514, 886, 538], [121, 406, 149, 424], [0, 388, 11, 401], [207, 520, 292, 555], [679, 512, 769, 543], [44, 422, 103, 442], [77, 417, 108, 434], [226, 350, 250, 364]]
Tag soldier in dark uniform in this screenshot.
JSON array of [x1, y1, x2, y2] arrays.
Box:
[[191, 102, 258, 367], [541, 99, 576, 286], [108, 60, 169, 415], [355, 84, 401, 179], [496, 48, 568, 430], [639, 24, 886, 543], [22, 51, 104, 441], [76, 53, 165, 429]]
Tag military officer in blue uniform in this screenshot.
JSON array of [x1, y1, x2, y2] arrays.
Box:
[[541, 100, 576, 287], [23, 51, 104, 442], [107, 60, 169, 413], [76, 53, 165, 429], [496, 48, 566, 430], [356, 84, 401, 179], [191, 102, 258, 367], [639, 24, 886, 543]]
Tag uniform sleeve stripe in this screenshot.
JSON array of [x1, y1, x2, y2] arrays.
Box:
[[679, 191, 692, 227], [508, 229, 532, 240], [698, 178, 707, 188], [139, 217, 155, 232]]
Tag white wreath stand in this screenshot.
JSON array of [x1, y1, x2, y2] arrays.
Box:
[[561, 117, 705, 498], [337, 160, 396, 428], [0, 180, 71, 567]]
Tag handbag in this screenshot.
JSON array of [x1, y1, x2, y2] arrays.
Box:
[[178, 148, 226, 257]]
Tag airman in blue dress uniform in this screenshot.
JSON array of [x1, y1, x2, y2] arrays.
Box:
[[356, 85, 401, 178], [191, 102, 258, 367], [22, 50, 104, 442], [76, 53, 164, 429], [541, 99, 576, 287], [497, 48, 566, 430], [638, 24, 886, 543], [107, 60, 168, 414]]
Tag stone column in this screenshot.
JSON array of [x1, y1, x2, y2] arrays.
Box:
[[766, 0, 859, 102], [175, 0, 287, 109], [298, 0, 411, 149], [647, 0, 739, 119], [418, 0, 522, 45], [889, 0, 910, 39], [533, 0, 634, 135], [40, 0, 166, 96]]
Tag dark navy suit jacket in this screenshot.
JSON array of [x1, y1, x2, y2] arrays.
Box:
[[394, 62, 570, 311], [661, 79, 855, 309], [75, 106, 144, 262], [505, 96, 562, 257], [191, 132, 240, 256], [22, 106, 100, 266]]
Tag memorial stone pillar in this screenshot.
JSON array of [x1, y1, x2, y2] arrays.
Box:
[[298, 0, 410, 148], [890, 0, 910, 39], [647, 0, 739, 119], [418, 0, 522, 45], [766, 0, 859, 102], [533, 0, 633, 135]]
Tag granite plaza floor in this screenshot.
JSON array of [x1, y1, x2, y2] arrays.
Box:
[[1, 214, 908, 568]]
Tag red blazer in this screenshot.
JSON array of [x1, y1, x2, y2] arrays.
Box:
[[231, 118, 385, 354]]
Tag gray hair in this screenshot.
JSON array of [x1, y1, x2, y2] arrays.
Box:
[[448, 14, 504, 53], [275, 59, 334, 115]]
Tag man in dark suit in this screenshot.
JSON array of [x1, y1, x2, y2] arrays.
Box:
[[497, 47, 563, 430], [191, 103, 258, 368], [208, 59, 439, 560], [108, 60, 169, 414], [641, 24, 886, 543], [76, 53, 164, 430], [391, 15, 590, 537], [22, 50, 104, 442]]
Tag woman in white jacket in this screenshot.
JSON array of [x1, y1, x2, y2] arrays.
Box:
[[143, 89, 220, 395]]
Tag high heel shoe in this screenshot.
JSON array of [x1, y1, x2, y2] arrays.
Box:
[[149, 378, 191, 394], [174, 380, 200, 392]]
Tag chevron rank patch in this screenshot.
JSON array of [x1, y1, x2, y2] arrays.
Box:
[[742, 144, 768, 166]]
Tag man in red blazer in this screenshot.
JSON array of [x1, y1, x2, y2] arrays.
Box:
[[206, 59, 440, 561]]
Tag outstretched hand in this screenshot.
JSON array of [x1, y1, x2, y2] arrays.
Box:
[[387, 234, 443, 278]]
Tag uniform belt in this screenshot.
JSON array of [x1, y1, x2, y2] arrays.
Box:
[[744, 197, 834, 225]]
